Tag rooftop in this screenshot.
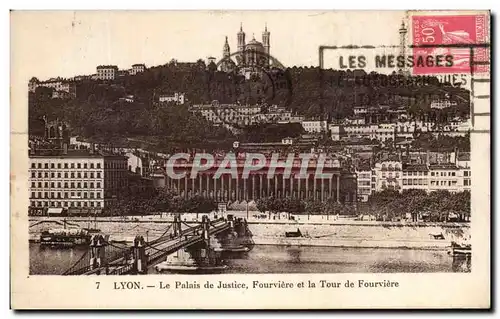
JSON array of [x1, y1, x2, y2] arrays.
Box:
[[429, 163, 458, 170], [97, 65, 119, 69], [356, 162, 371, 171], [402, 163, 429, 172], [457, 152, 471, 161], [29, 149, 126, 159]]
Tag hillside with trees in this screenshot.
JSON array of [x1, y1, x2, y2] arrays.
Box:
[[29, 60, 471, 149]]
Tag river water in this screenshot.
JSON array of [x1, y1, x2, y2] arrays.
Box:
[[29, 243, 470, 275]]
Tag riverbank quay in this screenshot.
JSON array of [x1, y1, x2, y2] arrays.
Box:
[[29, 213, 469, 250]]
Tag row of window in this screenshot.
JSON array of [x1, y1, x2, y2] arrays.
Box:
[[379, 171, 465, 178], [381, 172, 400, 178], [31, 191, 102, 199], [403, 171, 428, 176], [402, 178, 428, 186], [381, 181, 399, 186], [31, 171, 102, 179], [31, 201, 102, 208], [30, 162, 127, 169], [430, 171, 456, 177], [31, 162, 101, 169], [379, 165, 402, 170], [358, 187, 371, 195], [358, 173, 371, 179], [358, 181, 371, 187], [430, 180, 458, 187], [31, 181, 102, 189]]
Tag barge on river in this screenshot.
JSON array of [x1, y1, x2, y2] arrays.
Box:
[[448, 241, 471, 257], [39, 228, 93, 247]]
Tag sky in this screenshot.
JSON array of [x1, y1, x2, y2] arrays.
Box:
[[11, 11, 406, 81]]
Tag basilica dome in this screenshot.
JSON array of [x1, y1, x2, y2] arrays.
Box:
[[245, 37, 265, 51]]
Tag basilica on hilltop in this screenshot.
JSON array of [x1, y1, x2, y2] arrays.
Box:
[[219, 23, 272, 73]]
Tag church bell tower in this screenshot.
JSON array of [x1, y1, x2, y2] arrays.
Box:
[[237, 23, 246, 52], [262, 23, 270, 66], [262, 24, 270, 55], [237, 23, 246, 65], [223, 36, 230, 58]]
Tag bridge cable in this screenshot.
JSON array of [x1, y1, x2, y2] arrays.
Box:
[[62, 250, 89, 275]]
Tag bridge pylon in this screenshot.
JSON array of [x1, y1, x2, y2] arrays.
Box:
[[227, 214, 235, 230], [201, 215, 210, 248], [173, 215, 182, 237], [133, 235, 148, 274], [89, 234, 107, 272]]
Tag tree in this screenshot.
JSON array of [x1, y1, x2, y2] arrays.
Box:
[[428, 190, 453, 221], [152, 188, 176, 215], [185, 195, 217, 218], [368, 189, 401, 220], [402, 189, 428, 222], [256, 197, 269, 214], [451, 191, 471, 221], [267, 197, 285, 219], [305, 200, 324, 220], [170, 196, 187, 214], [282, 198, 305, 219]]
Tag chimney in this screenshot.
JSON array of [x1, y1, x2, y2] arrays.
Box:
[[426, 149, 430, 165], [63, 143, 68, 155]]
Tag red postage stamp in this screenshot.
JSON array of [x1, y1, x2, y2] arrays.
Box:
[[412, 14, 489, 74]]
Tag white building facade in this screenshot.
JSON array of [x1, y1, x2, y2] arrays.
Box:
[[301, 120, 327, 133], [130, 64, 146, 75], [96, 65, 119, 80], [159, 93, 186, 105], [373, 161, 402, 192], [29, 152, 128, 213]]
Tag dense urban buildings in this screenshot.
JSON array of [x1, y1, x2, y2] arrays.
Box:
[[28, 77, 76, 99], [354, 151, 471, 202], [27, 21, 473, 215], [190, 103, 300, 127]]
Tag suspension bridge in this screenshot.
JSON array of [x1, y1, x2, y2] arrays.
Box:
[[62, 215, 250, 276]]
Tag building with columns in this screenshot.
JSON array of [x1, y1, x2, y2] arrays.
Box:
[[161, 156, 357, 205]]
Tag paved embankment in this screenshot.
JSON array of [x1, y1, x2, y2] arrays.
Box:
[[29, 213, 470, 250]]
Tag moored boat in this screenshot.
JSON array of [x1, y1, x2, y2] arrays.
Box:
[[154, 263, 228, 273], [154, 247, 227, 273], [448, 241, 471, 256], [40, 228, 92, 247], [215, 246, 250, 253]]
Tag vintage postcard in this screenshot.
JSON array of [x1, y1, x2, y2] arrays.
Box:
[[10, 10, 490, 309]]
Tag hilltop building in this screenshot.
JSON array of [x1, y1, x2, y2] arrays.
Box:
[[219, 23, 272, 74]]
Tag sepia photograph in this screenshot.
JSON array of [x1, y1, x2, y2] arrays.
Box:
[[10, 9, 491, 309]]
